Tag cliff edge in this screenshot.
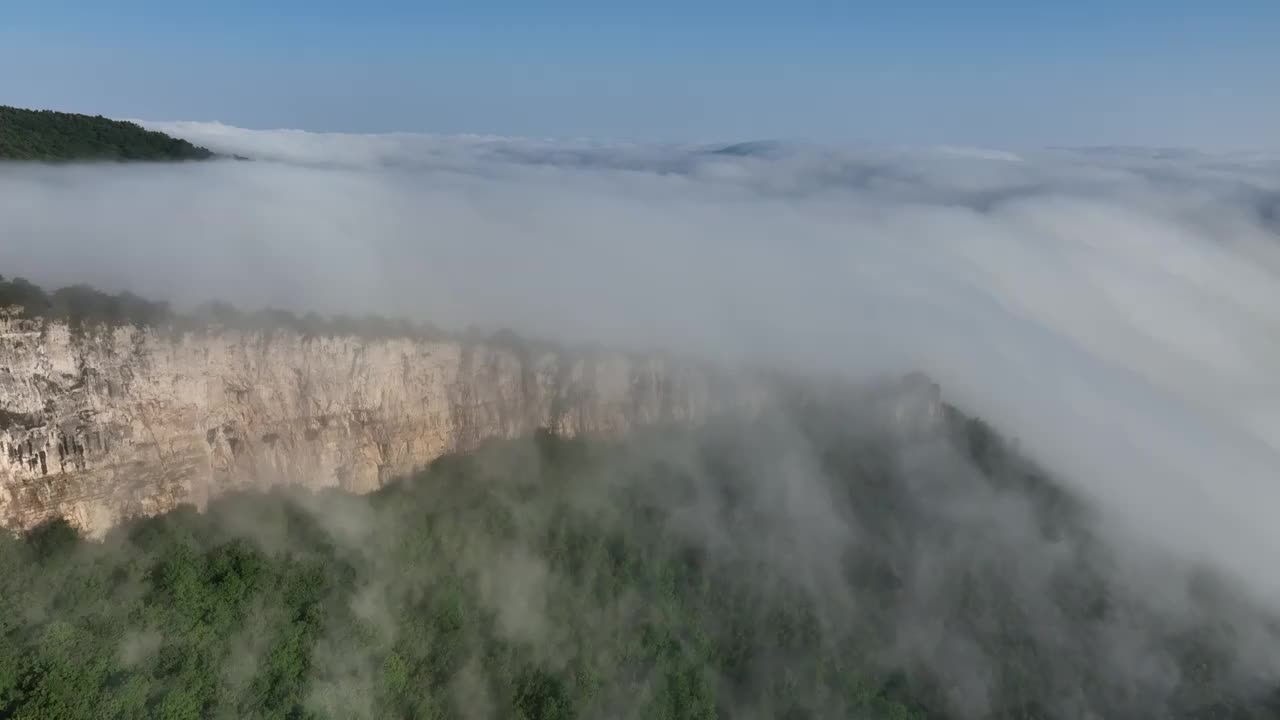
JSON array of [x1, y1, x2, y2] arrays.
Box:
[[0, 311, 743, 536]]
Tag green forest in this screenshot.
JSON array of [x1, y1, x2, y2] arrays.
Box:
[[0, 105, 213, 161], [0, 393, 1275, 719]]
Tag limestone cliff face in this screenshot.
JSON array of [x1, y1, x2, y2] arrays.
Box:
[[0, 314, 742, 536]]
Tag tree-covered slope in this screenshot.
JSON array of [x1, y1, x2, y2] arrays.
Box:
[[0, 391, 1275, 720], [0, 105, 212, 161]]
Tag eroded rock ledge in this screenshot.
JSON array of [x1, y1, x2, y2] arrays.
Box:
[[0, 313, 754, 536]]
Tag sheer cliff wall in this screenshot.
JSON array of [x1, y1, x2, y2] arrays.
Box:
[[0, 314, 742, 536]]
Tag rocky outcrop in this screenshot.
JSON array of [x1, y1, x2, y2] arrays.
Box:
[[0, 313, 748, 536]]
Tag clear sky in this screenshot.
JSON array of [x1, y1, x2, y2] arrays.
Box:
[[2, 1, 1278, 147]]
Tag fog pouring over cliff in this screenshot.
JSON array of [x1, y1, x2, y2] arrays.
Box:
[[2, 124, 1280, 715]]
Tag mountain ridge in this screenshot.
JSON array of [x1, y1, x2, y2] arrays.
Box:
[[0, 105, 214, 161]]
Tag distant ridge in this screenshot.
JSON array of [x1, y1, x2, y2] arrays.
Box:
[[0, 105, 214, 161]]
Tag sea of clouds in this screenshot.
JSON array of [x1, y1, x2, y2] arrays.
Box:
[[1, 123, 1278, 613]]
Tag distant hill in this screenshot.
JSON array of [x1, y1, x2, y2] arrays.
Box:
[[0, 105, 213, 161]]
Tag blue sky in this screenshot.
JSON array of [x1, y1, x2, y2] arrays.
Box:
[[2, 1, 1278, 146]]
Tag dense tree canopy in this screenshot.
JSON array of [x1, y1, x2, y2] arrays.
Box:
[[0, 397, 1274, 719], [0, 106, 213, 161], [0, 276, 174, 330]]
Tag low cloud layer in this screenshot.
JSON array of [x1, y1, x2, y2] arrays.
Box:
[[1, 123, 1278, 613]]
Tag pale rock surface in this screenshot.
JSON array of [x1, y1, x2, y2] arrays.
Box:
[[0, 313, 748, 536]]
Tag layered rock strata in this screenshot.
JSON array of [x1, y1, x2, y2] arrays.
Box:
[[0, 314, 738, 536]]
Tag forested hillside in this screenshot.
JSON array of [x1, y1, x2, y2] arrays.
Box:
[[0, 391, 1274, 719], [0, 105, 212, 161]]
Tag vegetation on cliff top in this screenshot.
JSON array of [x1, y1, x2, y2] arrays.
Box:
[[0, 275, 447, 343], [0, 276, 175, 330], [0, 105, 214, 162], [0, 275, 625, 361], [0, 395, 1274, 720]]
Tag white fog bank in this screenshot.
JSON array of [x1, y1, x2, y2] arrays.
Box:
[[2, 123, 1278, 607]]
